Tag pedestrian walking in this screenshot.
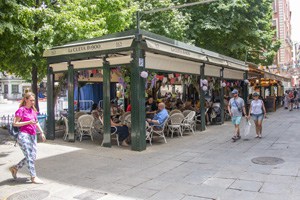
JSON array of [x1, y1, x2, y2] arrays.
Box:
[[9, 92, 46, 184], [227, 89, 247, 141], [288, 90, 295, 111], [247, 92, 266, 138]]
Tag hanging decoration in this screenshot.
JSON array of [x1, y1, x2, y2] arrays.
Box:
[[140, 71, 148, 79], [220, 81, 226, 88], [200, 79, 208, 91], [244, 79, 249, 84]]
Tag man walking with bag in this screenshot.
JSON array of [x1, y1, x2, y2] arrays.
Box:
[[228, 89, 247, 142]]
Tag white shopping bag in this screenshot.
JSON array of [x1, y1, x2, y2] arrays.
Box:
[[243, 120, 251, 137]]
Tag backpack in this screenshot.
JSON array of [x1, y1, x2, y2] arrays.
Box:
[[289, 91, 294, 99]]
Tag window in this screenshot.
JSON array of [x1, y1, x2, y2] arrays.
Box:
[[4, 85, 8, 94], [12, 85, 19, 94]]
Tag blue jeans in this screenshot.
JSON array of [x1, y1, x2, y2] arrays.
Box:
[[251, 113, 264, 121]]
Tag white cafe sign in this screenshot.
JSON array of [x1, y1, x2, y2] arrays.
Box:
[[43, 38, 134, 57], [145, 39, 207, 62]]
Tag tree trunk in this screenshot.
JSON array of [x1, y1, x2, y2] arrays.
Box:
[[32, 64, 39, 112]]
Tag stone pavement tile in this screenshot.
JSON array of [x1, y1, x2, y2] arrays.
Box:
[[254, 193, 287, 200], [217, 189, 257, 200], [99, 193, 136, 200], [50, 185, 91, 200], [213, 170, 242, 179], [265, 174, 296, 184], [238, 172, 269, 182], [181, 196, 213, 200], [290, 177, 300, 195], [202, 177, 235, 189], [115, 176, 151, 187], [147, 190, 185, 200], [182, 170, 217, 185], [270, 165, 299, 177], [163, 182, 195, 194], [185, 184, 225, 199], [259, 182, 292, 194], [120, 187, 158, 199], [229, 179, 263, 192], [72, 190, 107, 200], [97, 182, 133, 195], [138, 179, 171, 191]]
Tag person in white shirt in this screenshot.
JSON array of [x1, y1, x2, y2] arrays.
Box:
[[247, 92, 266, 138]]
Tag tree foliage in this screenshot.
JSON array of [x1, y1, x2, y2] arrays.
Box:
[[0, 0, 136, 109], [132, 0, 191, 42], [175, 0, 280, 65]]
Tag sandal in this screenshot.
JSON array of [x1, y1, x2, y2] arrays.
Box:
[[9, 166, 18, 179], [31, 177, 43, 184]]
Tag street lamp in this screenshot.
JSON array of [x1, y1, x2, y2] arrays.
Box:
[[136, 0, 218, 30]]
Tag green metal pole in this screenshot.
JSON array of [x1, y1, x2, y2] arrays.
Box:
[[200, 64, 206, 131], [130, 35, 146, 151], [220, 68, 224, 124], [243, 71, 249, 113], [46, 66, 55, 139], [67, 62, 75, 142], [102, 57, 112, 147]]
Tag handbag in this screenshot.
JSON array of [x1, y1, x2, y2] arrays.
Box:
[[7, 123, 20, 146]]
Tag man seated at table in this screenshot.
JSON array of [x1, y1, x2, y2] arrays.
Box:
[[146, 102, 169, 130], [146, 96, 158, 118]]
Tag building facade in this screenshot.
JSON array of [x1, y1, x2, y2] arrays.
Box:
[[0, 73, 31, 101], [272, 0, 293, 75]]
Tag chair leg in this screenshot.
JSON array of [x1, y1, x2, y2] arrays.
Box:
[[116, 134, 120, 146]]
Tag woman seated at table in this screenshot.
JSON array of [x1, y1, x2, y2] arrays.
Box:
[[111, 119, 129, 146], [100, 116, 130, 146], [91, 103, 102, 133]]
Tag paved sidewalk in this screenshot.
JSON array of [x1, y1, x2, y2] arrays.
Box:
[[1, 108, 300, 200]]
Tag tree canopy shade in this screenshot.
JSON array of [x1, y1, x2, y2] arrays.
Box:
[[0, 0, 136, 109], [173, 0, 280, 65]]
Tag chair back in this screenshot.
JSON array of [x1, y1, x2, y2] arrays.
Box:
[[169, 109, 182, 116], [75, 112, 86, 120], [120, 111, 131, 124], [78, 115, 94, 129], [123, 114, 131, 126], [185, 111, 196, 122], [182, 110, 192, 117], [169, 113, 184, 124]]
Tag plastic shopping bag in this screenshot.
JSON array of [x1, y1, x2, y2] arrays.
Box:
[[243, 120, 251, 137]]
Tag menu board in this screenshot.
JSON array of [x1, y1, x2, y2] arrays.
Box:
[[265, 96, 276, 112]]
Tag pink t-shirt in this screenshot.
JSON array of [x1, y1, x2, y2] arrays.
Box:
[[15, 106, 38, 135]]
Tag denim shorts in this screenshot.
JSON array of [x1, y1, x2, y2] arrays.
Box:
[[251, 113, 264, 121], [231, 116, 242, 125]]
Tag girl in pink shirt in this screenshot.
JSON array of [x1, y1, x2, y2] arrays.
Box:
[[9, 92, 46, 184]]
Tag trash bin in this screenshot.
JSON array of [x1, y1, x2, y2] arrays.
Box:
[[37, 114, 47, 132]]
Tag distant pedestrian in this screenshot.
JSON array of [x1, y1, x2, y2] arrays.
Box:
[[9, 92, 46, 184], [228, 89, 247, 141], [288, 90, 295, 111], [248, 92, 266, 138], [284, 90, 289, 109]]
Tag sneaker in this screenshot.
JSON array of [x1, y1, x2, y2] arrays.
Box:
[[9, 166, 18, 179]]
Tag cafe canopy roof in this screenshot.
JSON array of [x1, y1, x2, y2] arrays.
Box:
[[44, 29, 247, 79], [43, 29, 249, 151]]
